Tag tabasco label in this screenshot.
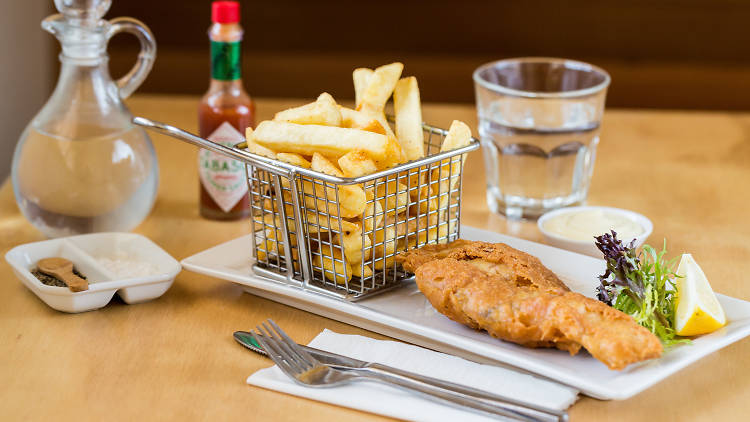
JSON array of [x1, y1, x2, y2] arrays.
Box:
[[198, 121, 248, 212]]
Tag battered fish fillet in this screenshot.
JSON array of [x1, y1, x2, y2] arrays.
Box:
[[397, 240, 662, 370]]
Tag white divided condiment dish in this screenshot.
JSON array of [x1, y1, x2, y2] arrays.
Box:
[[5, 232, 181, 313], [538, 206, 653, 257]]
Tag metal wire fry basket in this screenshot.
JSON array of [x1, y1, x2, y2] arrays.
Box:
[[133, 117, 479, 301]]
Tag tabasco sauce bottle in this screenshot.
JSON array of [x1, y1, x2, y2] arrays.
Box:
[[198, 1, 255, 220]]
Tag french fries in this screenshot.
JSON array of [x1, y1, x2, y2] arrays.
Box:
[[411, 185, 437, 213], [245, 63, 472, 286], [260, 197, 361, 234], [374, 181, 409, 216], [353, 68, 373, 108], [274, 92, 342, 126], [380, 132, 405, 168], [310, 152, 346, 178], [362, 190, 384, 232], [244, 139, 277, 159], [276, 152, 311, 168], [433, 120, 472, 210], [405, 225, 448, 250], [338, 150, 378, 178], [313, 248, 351, 285], [353, 64, 402, 161], [339, 106, 380, 132], [371, 224, 397, 270], [351, 263, 373, 278], [297, 178, 363, 219], [333, 228, 371, 264], [251, 121, 392, 163], [253, 213, 282, 229], [306, 215, 359, 233], [255, 227, 298, 266], [394, 77, 424, 161], [356, 62, 403, 115], [310, 153, 366, 217]]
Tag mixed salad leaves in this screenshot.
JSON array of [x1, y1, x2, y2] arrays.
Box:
[[594, 231, 689, 346]]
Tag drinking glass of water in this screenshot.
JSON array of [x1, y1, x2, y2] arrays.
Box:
[[473, 58, 610, 219]]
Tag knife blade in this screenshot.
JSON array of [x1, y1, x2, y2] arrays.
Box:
[[233, 330, 368, 368]]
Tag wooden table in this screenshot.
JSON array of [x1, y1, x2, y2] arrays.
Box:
[[2, 95, 749, 421]]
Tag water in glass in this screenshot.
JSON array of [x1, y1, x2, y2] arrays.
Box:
[[479, 99, 600, 219], [474, 58, 609, 219]]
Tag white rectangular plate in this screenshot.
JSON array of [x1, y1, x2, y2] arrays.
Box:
[[181, 226, 750, 399]]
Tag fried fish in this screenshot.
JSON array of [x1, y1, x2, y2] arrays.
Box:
[[397, 239, 662, 370]]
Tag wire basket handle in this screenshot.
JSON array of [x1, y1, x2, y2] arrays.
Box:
[[132, 117, 290, 175]]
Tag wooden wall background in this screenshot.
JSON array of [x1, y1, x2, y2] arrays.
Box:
[[104, 0, 750, 110]]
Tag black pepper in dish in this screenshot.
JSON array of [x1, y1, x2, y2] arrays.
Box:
[[32, 267, 87, 287]]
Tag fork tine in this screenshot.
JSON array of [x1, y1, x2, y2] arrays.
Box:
[[261, 321, 312, 371], [254, 325, 300, 375], [264, 320, 315, 369], [267, 319, 320, 367], [253, 325, 286, 365]]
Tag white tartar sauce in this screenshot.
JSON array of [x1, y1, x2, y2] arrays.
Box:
[[543, 209, 644, 241]]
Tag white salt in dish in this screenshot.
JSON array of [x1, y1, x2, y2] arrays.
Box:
[[5, 232, 181, 313]]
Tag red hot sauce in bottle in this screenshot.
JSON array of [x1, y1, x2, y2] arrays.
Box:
[[198, 1, 255, 220]]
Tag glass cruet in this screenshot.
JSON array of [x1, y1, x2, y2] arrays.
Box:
[[11, 0, 159, 238]]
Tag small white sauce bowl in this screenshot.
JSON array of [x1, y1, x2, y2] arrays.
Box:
[[537, 206, 653, 258]]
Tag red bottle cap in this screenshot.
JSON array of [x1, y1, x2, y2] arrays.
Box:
[[212, 1, 240, 24]]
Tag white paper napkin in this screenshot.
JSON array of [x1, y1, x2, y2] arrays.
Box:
[[247, 329, 578, 421]]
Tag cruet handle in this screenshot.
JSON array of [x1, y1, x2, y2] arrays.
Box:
[[107, 17, 157, 99]]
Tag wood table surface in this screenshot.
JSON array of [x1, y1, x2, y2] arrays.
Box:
[[2, 95, 749, 421]]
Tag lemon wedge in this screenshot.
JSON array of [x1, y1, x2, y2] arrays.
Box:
[[674, 253, 726, 336]]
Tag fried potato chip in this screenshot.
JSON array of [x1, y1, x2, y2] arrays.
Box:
[[340, 109, 400, 167], [371, 222, 398, 270], [394, 76, 424, 161], [338, 150, 378, 178], [353, 68, 373, 108], [273, 92, 342, 126], [339, 106, 385, 134], [362, 190, 384, 233], [356, 62, 403, 115], [251, 121, 392, 162], [242, 139, 277, 159], [255, 228, 298, 267], [376, 133, 405, 169], [310, 152, 343, 177], [305, 215, 360, 234], [310, 153, 366, 217], [433, 120, 472, 210], [409, 184, 438, 213], [313, 248, 351, 285], [351, 263, 373, 279], [374, 113, 396, 135], [440, 120, 473, 153], [333, 227, 371, 264], [276, 152, 311, 168], [404, 225, 449, 250], [262, 192, 362, 233], [394, 213, 438, 239], [374, 181, 409, 215], [253, 213, 282, 230], [297, 179, 361, 219], [278, 177, 363, 220]]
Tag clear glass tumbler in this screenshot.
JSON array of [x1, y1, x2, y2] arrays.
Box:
[[473, 58, 610, 219]]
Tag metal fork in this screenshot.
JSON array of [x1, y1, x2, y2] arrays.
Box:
[[253, 320, 567, 422]]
